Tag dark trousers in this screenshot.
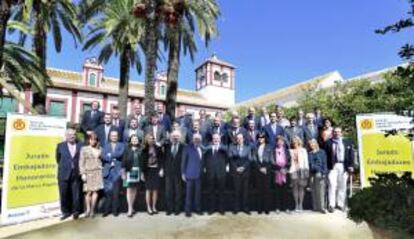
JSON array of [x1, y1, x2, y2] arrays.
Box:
[[58, 171, 82, 215], [165, 174, 182, 213], [185, 178, 201, 213], [233, 173, 249, 212], [103, 176, 122, 214], [254, 170, 271, 212], [275, 182, 292, 211], [207, 174, 226, 212]]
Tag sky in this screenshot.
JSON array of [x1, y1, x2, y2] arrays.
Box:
[[40, 0, 414, 102]]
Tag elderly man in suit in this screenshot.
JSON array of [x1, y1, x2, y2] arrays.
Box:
[[304, 113, 319, 145], [276, 106, 290, 128], [258, 107, 270, 131], [144, 114, 167, 148], [264, 112, 286, 146], [204, 133, 228, 215], [243, 107, 260, 130], [206, 116, 226, 144], [181, 133, 204, 217], [157, 104, 172, 132], [324, 127, 355, 213], [164, 130, 185, 215], [101, 130, 125, 217], [80, 101, 104, 137], [56, 128, 83, 220], [169, 121, 187, 144], [229, 133, 253, 214], [127, 100, 147, 129], [199, 109, 212, 136], [246, 119, 260, 149], [226, 116, 247, 146], [177, 108, 193, 130], [286, 116, 305, 145], [95, 113, 117, 146]]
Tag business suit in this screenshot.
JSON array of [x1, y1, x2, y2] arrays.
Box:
[[263, 123, 286, 146], [123, 127, 144, 143], [56, 141, 83, 216], [226, 126, 248, 146], [144, 124, 167, 147], [127, 113, 147, 129], [285, 126, 305, 145], [181, 144, 203, 214], [203, 144, 228, 214], [206, 125, 227, 144], [94, 124, 118, 146], [253, 144, 273, 213], [164, 142, 185, 214], [158, 113, 172, 132], [229, 144, 253, 213], [101, 142, 125, 215], [112, 119, 126, 140], [303, 124, 319, 145], [245, 129, 260, 149], [242, 115, 260, 130], [80, 110, 104, 134], [324, 138, 355, 209], [177, 114, 193, 130]]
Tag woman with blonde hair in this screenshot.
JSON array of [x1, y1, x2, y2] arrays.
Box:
[[289, 136, 309, 212], [79, 132, 103, 218]]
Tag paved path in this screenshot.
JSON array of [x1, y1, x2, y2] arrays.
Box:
[[1, 211, 374, 239]]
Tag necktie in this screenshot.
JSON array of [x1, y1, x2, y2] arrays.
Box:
[[173, 144, 178, 157]]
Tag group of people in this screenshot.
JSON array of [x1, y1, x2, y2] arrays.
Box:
[[55, 100, 355, 219]]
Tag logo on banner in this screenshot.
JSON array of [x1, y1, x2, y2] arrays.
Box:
[[360, 119, 374, 130], [12, 119, 27, 131]]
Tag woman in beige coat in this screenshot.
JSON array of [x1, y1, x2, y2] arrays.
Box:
[[79, 132, 104, 218]]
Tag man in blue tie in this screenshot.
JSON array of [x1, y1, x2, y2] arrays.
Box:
[[181, 133, 204, 217]]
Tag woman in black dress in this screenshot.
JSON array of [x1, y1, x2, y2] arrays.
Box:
[[121, 134, 143, 217], [142, 134, 164, 215]]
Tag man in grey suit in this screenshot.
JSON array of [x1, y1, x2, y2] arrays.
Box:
[[123, 118, 144, 143], [144, 114, 167, 148], [127, 100, 147, 129], [285, 116, 305, 145], [304, 113, 319, 145]]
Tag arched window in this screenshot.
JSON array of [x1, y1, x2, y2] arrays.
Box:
[[214, 71, 221, 81], [222, 73, 229, 83], [89, 73, 97, 86]]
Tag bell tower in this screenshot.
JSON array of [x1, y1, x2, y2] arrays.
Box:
[[195, 54, 235, 107]]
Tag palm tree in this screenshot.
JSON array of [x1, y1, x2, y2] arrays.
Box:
[[14, 0, 82, 113], [163, 0, 220, 121], [83, 0, 144, 119]]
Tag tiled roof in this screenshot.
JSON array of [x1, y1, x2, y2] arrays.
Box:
[[196, 54, 235, 70]]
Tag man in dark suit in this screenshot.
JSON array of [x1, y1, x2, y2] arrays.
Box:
[[264, 112, 286, 146], [123, 118, 144, 143], [94, 113, 117, 146], [229, 133, 253, 214], [80, 101, 104, 137], [206, 116, 226, 144], [127, 100, 147, 129], [324, 127, 355, 213], [199, 109, 212, 138], [101, 130, 125, 216], [203, 133, 228, 215], [314, 108, 325, 127], [243, 107, 260, 130], [245, 119, 260, 149], [164, 130, 185, 215], [258, 107, 270, 131], [226, 116, 247, 146], [181, 133, 204, 217], [144, 114, 167, 148], [285, 116, 305, 145], [110, 106, 126, 139], [177, 107, 193, 130], [157, 104, 172, 132], [55, 128, 83, 220]]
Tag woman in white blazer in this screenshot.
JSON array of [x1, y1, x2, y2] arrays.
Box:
[[289, 136, 309, 212]]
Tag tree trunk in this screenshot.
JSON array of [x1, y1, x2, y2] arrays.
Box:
[[118, 46, 130, 120], [166, 30, 181, 122], [0, 1, 11, 68], [143, 0, 160, 117], [32, 0, 47, 114]]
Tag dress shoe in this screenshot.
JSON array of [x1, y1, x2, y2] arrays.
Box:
[[264, 211, 270, 215], [73, 213, 79, 220], [60, 214, 71, 221], [113, 212, 119, 217], [174, 211, 180, 216], [328, 207, 334, 213], [127, 213, 133, 218], [208, 211, 214, 215], [219, 211, 225, 215], [102, 212, 110, 217], [166, 211, 172, 216], [320, 209, 327, 214], [243, 210, 251, 215], [185, 212, 192, 217], [232, 211, 238, 215], [195, 211, 203, 216]]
